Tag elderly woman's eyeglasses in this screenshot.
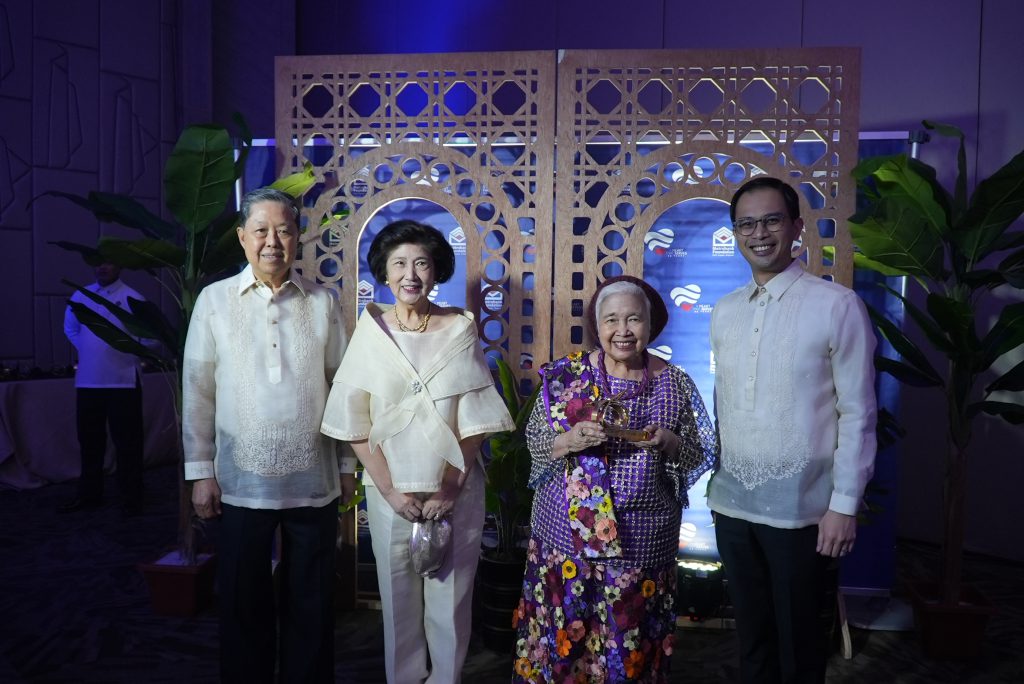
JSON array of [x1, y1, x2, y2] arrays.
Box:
[[732, 213, 788, 236]]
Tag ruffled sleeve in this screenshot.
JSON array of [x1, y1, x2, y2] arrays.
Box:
[[665, 367, 718, 507], [320, 380, 372, 442], [455, 384, 516, 441], [526, 398, 562, 489]]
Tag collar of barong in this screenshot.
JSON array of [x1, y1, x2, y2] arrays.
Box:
[[336, 303, 494, 472]]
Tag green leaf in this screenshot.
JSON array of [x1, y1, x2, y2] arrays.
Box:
[[926, 293, 977, 356], [955, 147, 1024, 265], [495, 358, 521, 417], [878, 284, 954, 354], [875, 356, 944, 388], [200, 213, 245, 275], [66, 301, 162, 362], [844, 247, 913, 277], [999, 245, 1024, 272], [271, 161, 317, 198], [97, 236, 186, 270], [42, 191, 178, 240], [866, 304, 943, 384], [875, 406, 906, 450], [123, 297, 180, 352], [849, 194, 946, 279], [988, 230, 1024, 254], [164, 125, 238, 235], [232, 112, 253, 179], [64, 279, 164, 342], [50, 240, 104, 266], [923, 120, 967, 214], [852, 153, 951, 237], [970, 400, 1024, 425], [986, 358, 1024, 394], [978, 301, 1024, 370]]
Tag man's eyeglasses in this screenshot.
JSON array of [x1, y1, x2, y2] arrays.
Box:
[[732, 213, 788, 236]]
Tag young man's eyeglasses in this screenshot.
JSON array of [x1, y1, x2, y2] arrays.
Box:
[[732, 213, 789, 236]]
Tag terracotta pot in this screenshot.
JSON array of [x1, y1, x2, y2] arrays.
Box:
[[138, 550, 216, 617], [908, 581, 996, 660]]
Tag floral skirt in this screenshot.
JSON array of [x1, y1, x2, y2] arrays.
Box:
[[512, 536, 678, 683]]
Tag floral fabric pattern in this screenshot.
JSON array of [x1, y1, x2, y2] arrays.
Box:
[[543, 352, 623, 560], [512, 536, 677, 683]]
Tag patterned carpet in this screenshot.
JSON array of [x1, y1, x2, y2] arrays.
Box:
[[2, 463, 1021, 683]]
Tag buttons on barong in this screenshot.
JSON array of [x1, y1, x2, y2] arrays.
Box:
[[411, 380, 423, 394]]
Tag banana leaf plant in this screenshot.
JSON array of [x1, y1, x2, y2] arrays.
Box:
[[848, 120, 1024, 608], [484, 359, 541, 561], [48, 116, 315, 562]]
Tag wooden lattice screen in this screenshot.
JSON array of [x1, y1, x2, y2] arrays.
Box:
[[553, 48, 861, 358], [274, 47, 860, 377], [275, 52, 555, 387]]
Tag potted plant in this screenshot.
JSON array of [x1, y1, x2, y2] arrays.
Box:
[[49, 116, 315, 614], [477, 358, 539, 650], [847, 120, 1024, 658]]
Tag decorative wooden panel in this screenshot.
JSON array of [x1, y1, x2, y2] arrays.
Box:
[[553, 48, 861, 358], [274, 52, 554, 384]]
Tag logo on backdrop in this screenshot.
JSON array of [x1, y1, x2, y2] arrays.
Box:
[[709, 350, 716, 375], [671, 284, 714, 314], [427, 284, 441, 303], [357, 279, 375, 312], [448, 226, 467, 256], [644, 227, 688, 258], [644, 228, 674, 255], [648, 344, 672, 361], [712, 226, 735, 256], [484, 288, 504, 312], [671, 284, 701, 311]]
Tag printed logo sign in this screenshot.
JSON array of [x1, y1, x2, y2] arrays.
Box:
[[678, 521, 698, 551], [427, 284, 441, 303], [356, 279, 375, 314], [448, 226, 467, 255], [484, 289, 504, 311], [671, 284, 702, 311], [648, 344, 673, 361], [644, 227, 674, 255], [712, 226, 735, 256]]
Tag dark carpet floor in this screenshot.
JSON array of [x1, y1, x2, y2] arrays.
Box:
[[2, 463, 1022, 683]]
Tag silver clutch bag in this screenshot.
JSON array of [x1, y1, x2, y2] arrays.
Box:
[[409, 518, 452, 577]]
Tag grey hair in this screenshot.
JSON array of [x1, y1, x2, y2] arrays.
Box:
[[595, 281, 650, 322], [239, 187, 300, 224]]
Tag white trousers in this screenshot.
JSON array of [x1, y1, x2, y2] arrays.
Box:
[[366, 467, 484, 684]]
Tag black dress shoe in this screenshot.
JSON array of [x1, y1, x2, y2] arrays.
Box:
[[57, 497, 103, 513]]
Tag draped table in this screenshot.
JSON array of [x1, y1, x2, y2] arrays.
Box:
[[0, 372, 179, 490]]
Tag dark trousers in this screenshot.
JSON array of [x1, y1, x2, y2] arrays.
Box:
[[218, 500, 338, 684], [715, 513, 836, 684], [75, 383, 144, 505]]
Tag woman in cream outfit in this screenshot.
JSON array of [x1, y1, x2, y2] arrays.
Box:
[[321, 220, 514, 684]]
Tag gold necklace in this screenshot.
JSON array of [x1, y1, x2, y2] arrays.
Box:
[[395, 305, 431, 333]]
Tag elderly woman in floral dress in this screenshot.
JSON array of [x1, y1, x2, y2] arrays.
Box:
[[512, 275, 717, 683]]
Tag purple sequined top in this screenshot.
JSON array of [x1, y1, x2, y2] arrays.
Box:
[[527, 356, 718, 568]]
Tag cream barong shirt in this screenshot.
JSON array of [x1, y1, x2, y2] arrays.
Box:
[[708, 260, 877, 528], [320, 303, 514, 492], [182, 265, 349, 509]]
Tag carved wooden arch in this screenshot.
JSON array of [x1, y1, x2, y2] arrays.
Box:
[[275, 52, 555, 385], [299, 145, 528, 362], [553, 48, 861, 358], [575, 140, 838, 275]]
